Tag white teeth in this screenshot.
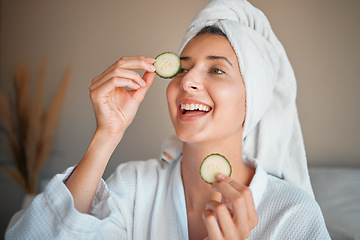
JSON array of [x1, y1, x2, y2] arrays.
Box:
[[180, 103, 210, 112]]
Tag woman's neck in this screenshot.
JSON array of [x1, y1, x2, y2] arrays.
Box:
[[180, 136, 255, 211]]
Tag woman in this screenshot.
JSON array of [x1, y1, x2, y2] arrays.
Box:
[[6, 0, 330, 239]]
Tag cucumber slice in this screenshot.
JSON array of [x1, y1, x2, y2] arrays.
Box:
[[200, 153, 232, 184], [154, 52, 181, 79]]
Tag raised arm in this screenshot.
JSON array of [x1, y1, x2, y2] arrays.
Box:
[[65, 56, 156, 213]]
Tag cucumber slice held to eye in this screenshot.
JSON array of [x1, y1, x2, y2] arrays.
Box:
[[153, 52, 181, 79], [200, 153, 232, 184]]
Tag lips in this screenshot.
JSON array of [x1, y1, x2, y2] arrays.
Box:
[[178, 100, 212, 121]]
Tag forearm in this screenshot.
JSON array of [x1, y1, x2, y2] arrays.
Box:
[[65, 56, 155, 214], [65, 129, 123, 213]]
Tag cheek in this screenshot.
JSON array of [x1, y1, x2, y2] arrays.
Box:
[[213, 82, 246, 123]]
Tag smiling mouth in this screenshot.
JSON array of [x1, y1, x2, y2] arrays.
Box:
[[180, 103, 211, 115]]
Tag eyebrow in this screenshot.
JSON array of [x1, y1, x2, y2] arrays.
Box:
[[207, 56, 233, 66], [180, 55, 233, 66]]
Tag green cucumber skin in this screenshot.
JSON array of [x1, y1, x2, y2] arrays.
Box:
[[155, 71, 179, 79], [200, 153, 232, 184], [154, 52, 181, 79]]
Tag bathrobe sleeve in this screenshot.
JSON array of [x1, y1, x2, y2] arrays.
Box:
[[5, 167, 128, 240]]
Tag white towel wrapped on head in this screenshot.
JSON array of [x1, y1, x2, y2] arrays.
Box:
[[161, 0, 313, 196]]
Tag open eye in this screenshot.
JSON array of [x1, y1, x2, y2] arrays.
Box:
[[178, 68, 189, 74], [210, 68, 225, 74]]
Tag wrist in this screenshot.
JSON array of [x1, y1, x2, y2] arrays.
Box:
[[94, 127, 124, 144], [91, 128, 124, 155]]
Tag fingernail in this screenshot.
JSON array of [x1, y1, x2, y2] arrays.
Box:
[[149, 64, 156, 72], [140, 79, 146, 87], [217, 173, 226, 181]]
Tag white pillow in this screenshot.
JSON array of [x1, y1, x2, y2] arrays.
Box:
[[309, 167, 360, 240]]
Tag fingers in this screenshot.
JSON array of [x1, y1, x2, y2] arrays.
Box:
[[89, 77, 140, 104], [90, 68, 145, 92], [202, 209, 223, 240], [90, 56, 156, 92], [205, 200, 236, 239], [214, 174, 258, 230], [92, 56, 155, 84], [203, 175, 258, 239]]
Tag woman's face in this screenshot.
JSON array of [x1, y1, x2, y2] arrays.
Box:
[[166, 33, 246, 144]]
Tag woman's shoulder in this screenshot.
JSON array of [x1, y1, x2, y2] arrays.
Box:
[[106, 158, 161, 181], [265, 174, 317, 207], [105, 158, 176, 193], [250, 162, 322, 218], [115, 158, 164, 173], [252, 173, 330, 239], [115, 157, 175, 176], [260, 173, 329, 233], [249, 160, 318, 210], [260, 173, 322, 219]]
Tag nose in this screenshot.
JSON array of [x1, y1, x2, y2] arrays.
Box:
[[179, 69, 203, 92]]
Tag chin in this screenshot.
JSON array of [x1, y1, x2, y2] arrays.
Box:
[[175, 129, 199, 143], [175, 129, 212, 145]]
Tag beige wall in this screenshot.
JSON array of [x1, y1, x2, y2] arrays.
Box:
[[1, 0, 359, 183]]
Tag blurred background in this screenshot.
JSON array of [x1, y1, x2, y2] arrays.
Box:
[[0, 0, 359, 237]]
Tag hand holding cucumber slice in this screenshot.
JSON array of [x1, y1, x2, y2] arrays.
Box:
[[153, 52, 181, 79], [200, 153, 232, 184]]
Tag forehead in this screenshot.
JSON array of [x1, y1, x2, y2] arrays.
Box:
[[180, 34, 237, 61]]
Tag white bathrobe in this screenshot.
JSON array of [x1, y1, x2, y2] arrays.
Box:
[[6, 156, 330, 239]]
